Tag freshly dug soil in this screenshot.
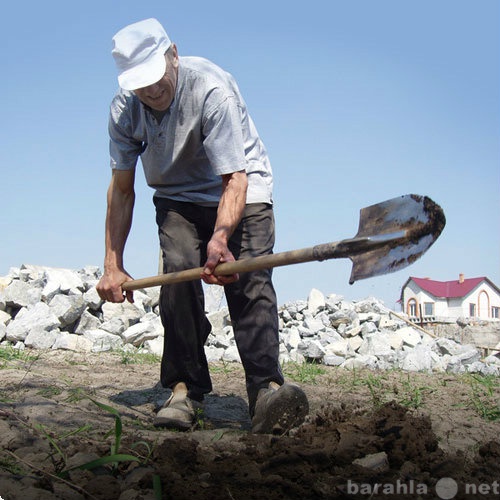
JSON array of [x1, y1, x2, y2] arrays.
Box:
[[0, 350, 499, 499]]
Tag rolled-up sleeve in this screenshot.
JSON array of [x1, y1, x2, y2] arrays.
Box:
[[108, 94, 143, 171], [202, 94, 247, 176]]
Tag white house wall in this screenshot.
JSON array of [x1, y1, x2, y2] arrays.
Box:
[[446, 297, 464, 318], [402, 282, 435, 317], [434, 298, 450, 317], [462, 282, 500, 319]]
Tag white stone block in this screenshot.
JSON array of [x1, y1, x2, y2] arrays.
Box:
[[204, 345, 224, 362], [323, 354, 345, 366], [285, 327, 302, 350], [357, 333, 392, 357], [52, 332, 93, 352], [83, 329, 123, 352], [400, 344, 433, 372], [1, 280, 42, 308], [347, 335, 363, 352], [143, 337, 164, 357], [24, 328, 59, 349], [307, 288, 325, 314], [0, 310, 11, 326], [222, 345, 241, 363], [397, 326, 422, 348], [6, 303, 59, 342]]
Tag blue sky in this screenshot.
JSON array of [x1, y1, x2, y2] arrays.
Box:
[[1, 0, 498, 310]]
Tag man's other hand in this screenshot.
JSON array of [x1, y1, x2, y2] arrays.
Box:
[[96, 268, 134, 303]]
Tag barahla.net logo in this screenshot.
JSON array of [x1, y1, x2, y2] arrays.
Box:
[[346, 477, 500, 498]]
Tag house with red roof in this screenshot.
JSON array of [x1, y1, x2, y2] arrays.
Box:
[[400, 274, 500, 322]]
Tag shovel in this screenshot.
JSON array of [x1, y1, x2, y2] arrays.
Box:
[[122, 194, 445, 291]]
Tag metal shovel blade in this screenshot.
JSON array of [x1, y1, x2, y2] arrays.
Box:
[[347, 194, 446, 283], [121, 194, 445, 291]]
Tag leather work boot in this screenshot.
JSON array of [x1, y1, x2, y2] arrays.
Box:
[[154, 382, 203, 430], [251, 382, 309, 434]]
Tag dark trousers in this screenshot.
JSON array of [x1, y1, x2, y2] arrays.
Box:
[[154, 198, 284, 415]]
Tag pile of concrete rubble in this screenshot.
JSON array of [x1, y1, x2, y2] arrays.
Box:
[[1, 264, 499, 375]]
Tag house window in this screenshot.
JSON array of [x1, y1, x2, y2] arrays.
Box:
[[492, 307, 500, 319], [408, 299, 417, 317], [469, 303, 476, 317], [424, 302, 434, 316]]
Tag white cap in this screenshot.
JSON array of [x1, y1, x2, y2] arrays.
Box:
[[111, 18, 171, 91]]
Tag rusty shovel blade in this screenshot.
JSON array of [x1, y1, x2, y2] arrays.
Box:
[[345, 194, 446, 283], [122, 194, 445, 291]]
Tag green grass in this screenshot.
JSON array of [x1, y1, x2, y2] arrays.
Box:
[[467, 374, 500, 421], [0, 455, 24, 475], [119, 350, 161, 365], [397, 374, 432, 409], [364, 372, 388, 408], [328, 368, 435, 410], [37, 386, 64, 398], [333, 367, 385, 392], [194, 407, 205, 430], [282, 360, 326, 384], [0, 345, 38, 367], [210, 360, 238, 376], [64, 386, 95, 403]]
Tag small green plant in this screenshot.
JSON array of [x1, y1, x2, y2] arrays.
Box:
[[153, 474, 162, 500], [334, 367, 370, 390], [65, 359, 82, 366], [364, 373, 387, 408], [129, 440, 156, 462], [194, 407, 205, 430], [211, 429, 226, 442], [37, 386, 64, 398], [119, 349, 161, 365], [130, 417, 158, 432], [58, 399, 138, 476], [35, 423, 95, 467], [397, 374, 430, 409], [0, 454, 24, 475], [282, 360, 326, 384], [0, 346, 38, 367], [210, 360, 237, 375], [0, 392, 14, 404], [65, 386, 94, 403], [35, 424, 69, 465], [58, 398, 162, 498], [468, 374, 500, 421]]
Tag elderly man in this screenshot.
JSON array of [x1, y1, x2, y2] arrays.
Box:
[[96, 18, 308, 433]]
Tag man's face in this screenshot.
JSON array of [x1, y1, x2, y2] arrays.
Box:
[[134, 45, 179, 111]]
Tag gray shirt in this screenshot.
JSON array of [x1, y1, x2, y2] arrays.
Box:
[[109, 56, 273, 206]]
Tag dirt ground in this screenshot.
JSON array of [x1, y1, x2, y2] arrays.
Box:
[[0, 349, 499, 500]]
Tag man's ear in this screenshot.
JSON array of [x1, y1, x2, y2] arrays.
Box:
[[170, 44, 179, 68]]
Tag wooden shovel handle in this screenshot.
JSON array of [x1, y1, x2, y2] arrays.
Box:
[[121, 245, 321, 291], [120, 234, 394, 292]]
